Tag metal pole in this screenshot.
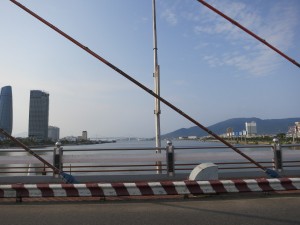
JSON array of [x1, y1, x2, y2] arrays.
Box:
[[166, 141, 175, 177], [152, 0, 162, 152], [272, 138, 282, 172], [53, 141, 63, 177]]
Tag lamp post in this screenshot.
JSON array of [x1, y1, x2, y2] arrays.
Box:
[[152, 0, 161, 152]]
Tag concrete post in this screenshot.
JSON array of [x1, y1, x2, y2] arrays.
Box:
[[53, 141, 63, 177], [166, 141, 175, 177], [272, 138, 283, 171]]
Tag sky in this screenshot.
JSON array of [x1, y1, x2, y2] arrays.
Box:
[[0, 0, 299, 139]]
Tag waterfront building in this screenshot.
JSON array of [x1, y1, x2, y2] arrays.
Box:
[[48, 126, 60, 142], [226, 127, 233, 138], [245, 121, 257, 137], [82, 131, 88, 140], [0, 86, 13, 138], [28, 90, 49, 141], [62, 136, 77, 142], [188, 136, 197, 140], [296, 122, 300, 138]]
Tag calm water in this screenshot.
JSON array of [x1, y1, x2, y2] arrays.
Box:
[[0, 139, 272, 152], [60, 139, 229, 152]]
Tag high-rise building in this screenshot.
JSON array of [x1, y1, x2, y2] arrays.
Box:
[[245, 121, 257, 137], [0, 86, 13, 137], [48, 126, 60, 142], [28, 90, 49, 141], [82, 131, 88, 140]]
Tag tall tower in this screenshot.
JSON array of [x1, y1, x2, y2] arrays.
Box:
[[0, 86, 13, 137], [28, 90, 49, 141]]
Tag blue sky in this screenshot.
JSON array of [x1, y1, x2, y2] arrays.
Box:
[[0, 0, 299, 138]]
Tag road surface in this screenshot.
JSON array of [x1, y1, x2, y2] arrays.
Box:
[[0, 194, 299, 225]]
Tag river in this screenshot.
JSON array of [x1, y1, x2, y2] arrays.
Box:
[[0, 139, 298, 176]]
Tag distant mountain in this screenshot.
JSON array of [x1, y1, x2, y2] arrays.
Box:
[[162, 117, 300, 138]]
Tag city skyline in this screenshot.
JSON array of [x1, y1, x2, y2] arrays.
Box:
[[0, 0, 299, 138]]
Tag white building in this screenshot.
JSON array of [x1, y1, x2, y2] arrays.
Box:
[[245, 121, 257, 137], [295, 122, 300, 138], [48, 126, 60, 142], [62, 136, 77, 142]]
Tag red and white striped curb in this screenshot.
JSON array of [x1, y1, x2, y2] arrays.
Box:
[[1, 178, 299, 198]]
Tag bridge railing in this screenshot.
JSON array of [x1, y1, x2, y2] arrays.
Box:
[[0, 142, 300, 180]]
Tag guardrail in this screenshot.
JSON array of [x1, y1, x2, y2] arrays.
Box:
[[1, 141, 300, 183], [2, 178, 300, 202]]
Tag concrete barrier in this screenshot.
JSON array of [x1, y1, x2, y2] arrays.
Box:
[[189, 163, 218, 180], [1, 178, 300, 199]]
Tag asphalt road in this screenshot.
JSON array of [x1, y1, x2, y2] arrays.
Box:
[[0, 195, 300, 225]]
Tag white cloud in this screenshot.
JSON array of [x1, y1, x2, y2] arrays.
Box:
[[161, 8, 178, 26], [192, 0, 299, 76]]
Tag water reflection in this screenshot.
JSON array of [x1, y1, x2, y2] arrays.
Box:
[[0, 148, 49, 176]]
